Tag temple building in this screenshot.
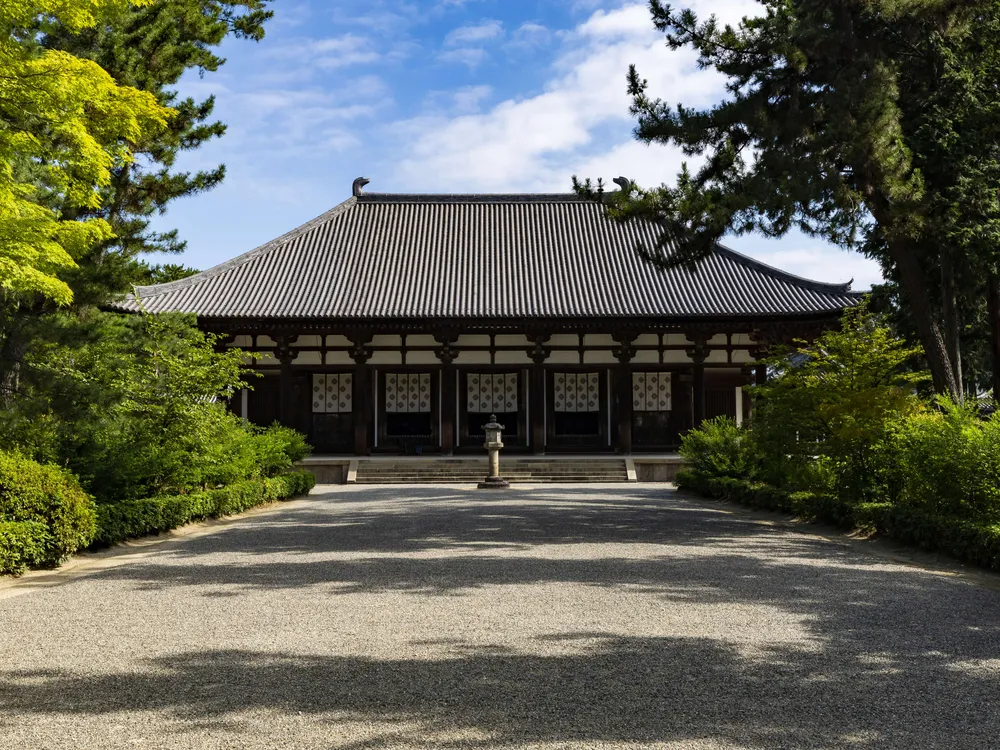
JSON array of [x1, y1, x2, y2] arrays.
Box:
[[119, 179, 859, 457]]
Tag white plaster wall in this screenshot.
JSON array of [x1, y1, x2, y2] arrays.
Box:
[[545, 351, 579, 365], [293, 351, 322, 365], [257, 335, 276, 347], [326, 351, 354, 365], [583, 334, 616, 346], [457, 334, 491, 347], [455, 351, 491, 365], [632, 350, 661, 364], [326, 335, 351, 347], [293, 335, 321, 347], [635, 334, 659, 346], [583, 350, 617, 364], [547, 334, 578, 346], [495, 334, 530, 346], [371, 335, 402, 347], [406, 351, 439, 365], [494, 351, 532, 365], [662, 350, 694, 363], [406, 335, 437, 347], [368, 351, 403, 365]]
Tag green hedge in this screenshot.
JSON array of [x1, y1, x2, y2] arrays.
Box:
[[0, 521, 50, 576], [677, 469, 1000, 570], [0, 451, 97, 569], [93, 471, 316, 548]]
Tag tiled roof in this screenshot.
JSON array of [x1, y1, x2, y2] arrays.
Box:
[[116, 192, 859, 320]]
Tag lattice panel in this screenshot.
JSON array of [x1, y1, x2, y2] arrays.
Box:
[[311, 373, 353, 414], [467, 373, 518, 413], [385, 373, 431, 413], [553, 372, 600, 413], [632, 372, 671, 412]]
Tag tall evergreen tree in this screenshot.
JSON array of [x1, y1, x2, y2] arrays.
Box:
[[43, 0, 272, 304], [577, 0, 1000, 398], [1, 0, 270, 402]]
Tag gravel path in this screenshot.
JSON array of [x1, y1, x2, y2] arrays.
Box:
[[1, 484, 999, 749]]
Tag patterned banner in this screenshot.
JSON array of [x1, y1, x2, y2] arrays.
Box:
[[554, 372, 599, 413], [632, 372, 671, 412], [312, 373, 353, 414], [386, 373, 431, 413], [466, 373, 518, 413]]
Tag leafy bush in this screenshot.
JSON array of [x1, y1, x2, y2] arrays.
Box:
[[0, 521, 49, 575], [249, 424, 313, 478], [93, 471, 316, 547], [750, 304, 927, 500], [0, 451, 96, 566], [0, 310, 313, 502], [679, 416, 759, 479], [892, 400, 1000, 520]]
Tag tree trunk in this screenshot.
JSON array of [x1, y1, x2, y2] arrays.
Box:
[[887, 239, 960, 398], [0, 327, 27, 408], [988, 273, 1000, 402], [940, 252, 964, 402]]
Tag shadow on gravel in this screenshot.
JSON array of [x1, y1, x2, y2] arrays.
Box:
[[13, 486, 998, 747], [1, 635, 998, 748]]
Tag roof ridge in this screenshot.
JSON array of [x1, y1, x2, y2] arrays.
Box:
[[711, 241, 857, 295], [357, 192, 586, 204], [127, 196, 359, 301]]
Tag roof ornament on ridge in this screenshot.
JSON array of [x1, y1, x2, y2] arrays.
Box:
[[352, 177, 370, 197], [612, 176, 631, 191]]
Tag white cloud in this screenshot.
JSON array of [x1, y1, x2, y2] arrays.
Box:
[[451, 84, 493, 113], [392, 3, 733, 191], [444, 19, 504, 45], [267, 34, 380, 69], [508, 21, 550, 48], [438, 47, 489, 68], [376, 0, 882, 285]]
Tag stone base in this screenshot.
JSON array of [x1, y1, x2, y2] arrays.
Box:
[[477, 477, 511, 489]]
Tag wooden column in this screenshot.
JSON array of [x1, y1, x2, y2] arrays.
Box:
[[755, 363, 768, 386], [274, 335, 298, 428], [435, 335, 459, 455], [686, 333, 709, 428], [528, 337, 550, 455], [612, 335, 637, 455], [349, 336, 373, 456]]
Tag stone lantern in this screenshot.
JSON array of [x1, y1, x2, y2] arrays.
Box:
[[478, 414, 510, 489]]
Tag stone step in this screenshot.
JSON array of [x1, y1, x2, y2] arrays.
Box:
[[354, 458, 630, 484]]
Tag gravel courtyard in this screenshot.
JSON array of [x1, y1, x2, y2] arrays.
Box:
[[1, 485, 999, 749]]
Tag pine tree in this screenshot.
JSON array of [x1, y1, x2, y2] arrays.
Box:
[[577, 0, 1000, 398]]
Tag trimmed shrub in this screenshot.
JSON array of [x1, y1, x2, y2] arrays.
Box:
[[678, 417, 759, 479], [93, 471, 316, 547], [0, 451, 96, 566], [0, 521, 49, 575], [679, 469, 1000, 571]]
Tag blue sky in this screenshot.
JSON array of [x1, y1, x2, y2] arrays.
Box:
[[152, 0, 883, 290]]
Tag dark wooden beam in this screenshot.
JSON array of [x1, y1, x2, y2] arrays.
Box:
[[612, 333, 638, 455], [527, 335, 550, 455], [273, 335, 298, 428], [686, 333, 709, 427], [349, 334, 374, 456], [434, 333, 459, 455]]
